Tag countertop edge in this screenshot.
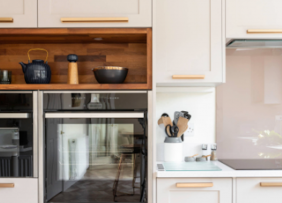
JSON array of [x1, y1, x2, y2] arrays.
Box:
[[155, 161, 282, 178]]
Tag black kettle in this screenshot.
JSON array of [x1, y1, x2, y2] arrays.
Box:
[[20, 48, 51, 84]]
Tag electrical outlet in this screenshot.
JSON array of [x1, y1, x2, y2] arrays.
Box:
[[276, 115, 282, 121], [185, 123, 194, 137]]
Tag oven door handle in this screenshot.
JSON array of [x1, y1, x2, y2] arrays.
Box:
[[45, 112, 144, 118], [0, 113, 31, 119]]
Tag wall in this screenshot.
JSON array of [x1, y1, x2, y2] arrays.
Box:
[[156, 87, 216, 161]]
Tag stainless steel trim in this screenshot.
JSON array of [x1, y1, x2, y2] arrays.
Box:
[[45, 112, 144, 119], [0, 91, 32, 94], [38, 91, 44, 203], [43, 91, 147, 94], [0, 113, 30, 118], [147, 91, 153, 203], [0, 127, 19, 130], [33, 91, 38, 178]]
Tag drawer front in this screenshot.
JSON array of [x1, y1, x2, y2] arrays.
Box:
[[38, 0, 151, 27], [0, 178, 38, 203], [237, 178, 282, 203], [227, 0, 282, 39], [0, 0, 37, 28], [157, 178, 232, 203]]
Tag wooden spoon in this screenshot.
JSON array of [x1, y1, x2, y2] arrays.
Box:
[[176, 116, 189, 137]]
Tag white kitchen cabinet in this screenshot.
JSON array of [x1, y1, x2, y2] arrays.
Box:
[[227, 0, 282, 39], [0, 0, 37, 28], [157, 178, 232, 203], [154, 0, 225, 85], [38, 0, 151, 28], [237, 178, 282, 203], [0, 178, 38, 203]]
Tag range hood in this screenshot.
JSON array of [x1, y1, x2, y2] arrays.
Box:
[[226, 39, 282, 49]]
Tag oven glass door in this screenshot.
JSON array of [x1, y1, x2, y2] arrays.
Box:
[[45, 112, 147, 203], [0, 92, 36, 178]]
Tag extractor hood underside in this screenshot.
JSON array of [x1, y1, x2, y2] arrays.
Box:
[[227, 39, 282, 49]]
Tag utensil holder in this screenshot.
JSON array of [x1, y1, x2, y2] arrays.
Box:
[[164, 137, 183, 162]]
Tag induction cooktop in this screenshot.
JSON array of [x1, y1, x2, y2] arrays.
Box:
[[219, 159, 282, 170]]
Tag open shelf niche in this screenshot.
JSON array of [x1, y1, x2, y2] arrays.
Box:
[[0, 28, 152, 90]]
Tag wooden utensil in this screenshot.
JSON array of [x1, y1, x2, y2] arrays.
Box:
[[202, 154, 211, 161], [202, 155, 211, 158], [190, 154, 198, 157], [162, 117, 173, 127], [163, 117, 173, 137], [176, 116, 189, 137], [158, 117, 163, 125], [158, 113, 172, 136]]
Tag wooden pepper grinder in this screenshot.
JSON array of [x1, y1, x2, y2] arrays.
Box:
[[67, 54, 79, 84]]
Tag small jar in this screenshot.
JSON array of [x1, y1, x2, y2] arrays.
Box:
[[0, 70, 12, 84]]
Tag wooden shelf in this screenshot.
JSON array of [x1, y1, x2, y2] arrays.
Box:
[[0, 28, 152, 90], [0, 83, 150, 90]]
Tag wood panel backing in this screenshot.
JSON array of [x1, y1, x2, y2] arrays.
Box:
[[0, 43, 147, 84]]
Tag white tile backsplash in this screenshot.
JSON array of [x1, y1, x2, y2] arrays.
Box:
[[156, 88, 216, 161]]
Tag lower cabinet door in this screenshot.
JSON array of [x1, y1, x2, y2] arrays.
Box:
[[237, 178, 282, 203], [0, 178, 38, 203], [157, 178, 232, 203]]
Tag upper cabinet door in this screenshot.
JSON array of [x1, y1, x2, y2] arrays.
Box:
[[227, 0, 282, 39], [0, 0, 37, 28], [154, 0, 225, 85], [38, 0, 151, 28]]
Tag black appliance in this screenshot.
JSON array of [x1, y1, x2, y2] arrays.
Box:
[[43, 91, 148, 203], [0, 91, 37, 177], [219, 159, 282, 170]]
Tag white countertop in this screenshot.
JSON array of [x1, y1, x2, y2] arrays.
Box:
[[156, 161, 282, 178]]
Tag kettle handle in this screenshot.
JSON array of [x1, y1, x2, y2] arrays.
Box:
[[27, 48, 49, 63]]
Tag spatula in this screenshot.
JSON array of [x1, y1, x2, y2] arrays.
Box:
[[176, 116, 189, 137]]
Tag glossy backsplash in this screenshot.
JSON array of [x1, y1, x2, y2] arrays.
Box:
[[217, 48, 282, 159]]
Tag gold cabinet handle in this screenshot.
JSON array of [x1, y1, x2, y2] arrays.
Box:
[[176, 183, 213, 188], [247, 29, 282, 34], [61, 17, 128, 23], [0, 183, 14, 188], [260, 182, 282, 187], [0, 17, 13, 23], [172, 75, 205, 79]]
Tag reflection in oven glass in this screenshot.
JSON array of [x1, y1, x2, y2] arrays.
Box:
[[47, 123, 146, 203]]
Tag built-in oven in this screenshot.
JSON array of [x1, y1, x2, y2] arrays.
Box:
[[0, 91, 38, 178], [42, 91, 149, 203]]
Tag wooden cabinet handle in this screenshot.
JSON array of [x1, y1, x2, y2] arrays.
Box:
[[247, 29, 282, 34], [172, 75, 205, 79], [61, 17, 128, 23], [0, 183, 14, 188], [0, 18, 13, 23], [260, 182, 282, 187], [176, 183, 213, 188]]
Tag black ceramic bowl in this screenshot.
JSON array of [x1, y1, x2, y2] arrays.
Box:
[[92, 66, 128, 84]]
